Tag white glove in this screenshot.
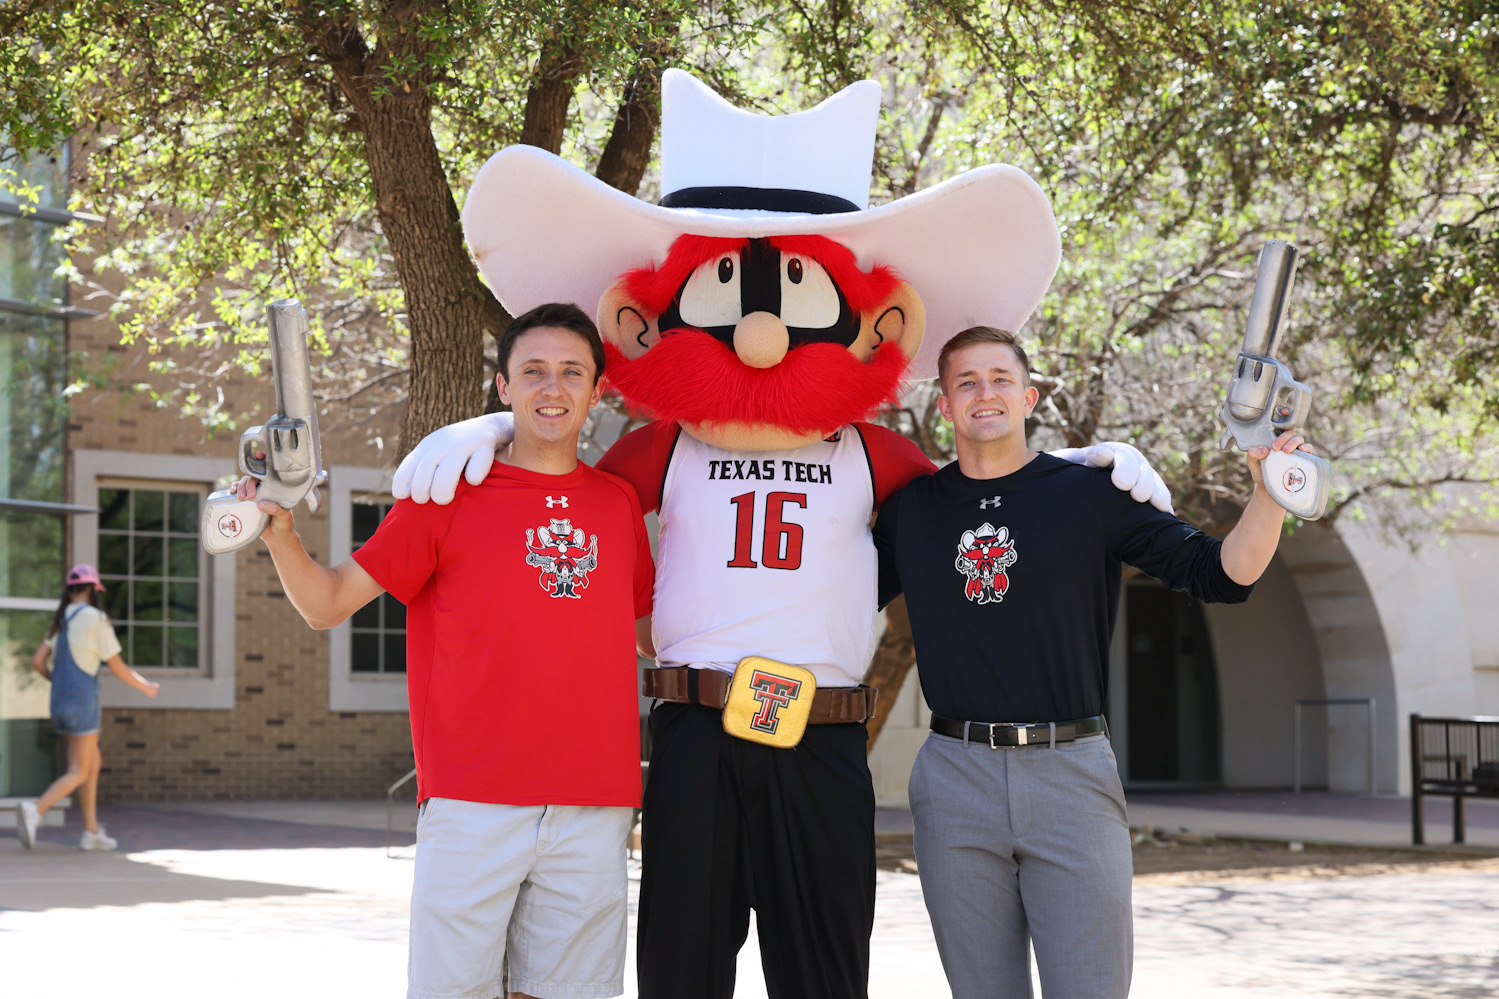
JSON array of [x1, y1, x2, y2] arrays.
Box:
[[1049, 441, 1174, 514], [392, 412, 515, 505]]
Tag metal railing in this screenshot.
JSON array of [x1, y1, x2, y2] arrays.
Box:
[[1293, 697, 1376, 794]]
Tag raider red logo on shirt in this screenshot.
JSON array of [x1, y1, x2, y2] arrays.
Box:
[[525, 517, 598, 599], [954, 522, 1018, 605]]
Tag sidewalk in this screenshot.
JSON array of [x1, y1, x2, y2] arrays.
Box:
[[1125, 789, 1499, 850], [3, 799, 1496, 997], [882, 790, 1499, 850]]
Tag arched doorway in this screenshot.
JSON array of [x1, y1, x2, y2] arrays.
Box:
[[1120, 584, 1222, 785]]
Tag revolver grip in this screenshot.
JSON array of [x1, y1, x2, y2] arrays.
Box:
[[1262, 448, 1331, 521], [201, 488, 271, 555]]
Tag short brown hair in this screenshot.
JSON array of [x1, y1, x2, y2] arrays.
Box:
[[937, 326, 1031, 391], [499, 303, 607, 385]]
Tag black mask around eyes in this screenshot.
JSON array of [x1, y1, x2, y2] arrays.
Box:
[[658, 238, 861, 349]]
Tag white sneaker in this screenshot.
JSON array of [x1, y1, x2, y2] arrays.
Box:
[[79, 827, 117, 852], [16, 801, 40, 849]]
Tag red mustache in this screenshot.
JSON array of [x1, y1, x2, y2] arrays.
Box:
[[603, 331, 909, 435]]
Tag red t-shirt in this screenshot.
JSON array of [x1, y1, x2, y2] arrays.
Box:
[[353, 460, 654, 807]]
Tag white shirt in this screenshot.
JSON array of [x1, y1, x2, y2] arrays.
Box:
[[45, 603, 122, 677], [652, 430, 880, 688]]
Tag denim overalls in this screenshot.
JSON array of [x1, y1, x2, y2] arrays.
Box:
[[50, 605, 102, 736]]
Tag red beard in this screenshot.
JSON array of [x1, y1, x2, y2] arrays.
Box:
[[603, 331, 909, 436]]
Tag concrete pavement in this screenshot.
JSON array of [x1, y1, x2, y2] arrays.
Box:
[[2, 800, 1497, 997], [1126, 789, 1499, 849]]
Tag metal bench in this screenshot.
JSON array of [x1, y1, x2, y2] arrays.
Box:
[[1410, 714, 1499, 845]]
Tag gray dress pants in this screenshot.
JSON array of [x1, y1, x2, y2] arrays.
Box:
[[909, 733, 1133, 999]]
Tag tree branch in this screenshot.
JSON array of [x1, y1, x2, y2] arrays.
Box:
[[518, 36, 586, 154], [594, 47, 672, 195], [1324, 473, 1499, 523]]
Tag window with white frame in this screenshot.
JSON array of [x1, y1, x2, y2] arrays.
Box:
[[326, 466, 407, 713], [349, 496, 405, 674], [96, 482, 208, 671], [71, 450, 236, 709]]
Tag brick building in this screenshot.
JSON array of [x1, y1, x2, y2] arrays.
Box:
[[5, 145, 1497, 808], [1, 145, 416, 802]]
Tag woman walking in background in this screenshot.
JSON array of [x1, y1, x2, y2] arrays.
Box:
[[15, 564, 160, 851]]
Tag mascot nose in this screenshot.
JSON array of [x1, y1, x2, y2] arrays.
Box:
[[733, 311, 790, 369]]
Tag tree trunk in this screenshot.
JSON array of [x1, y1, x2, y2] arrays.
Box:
[[519, 39, 585, 154], [362, 97, 489, 451], [594, 60, 666, 194], [307, 17, 491, 456], [863, 595, 916, 752]]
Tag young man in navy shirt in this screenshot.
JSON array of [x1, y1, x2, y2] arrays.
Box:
[[874, 326, 1310, 999]]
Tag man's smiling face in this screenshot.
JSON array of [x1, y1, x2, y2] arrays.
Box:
[[937, 341, 1040, 447], [498, 326, 604, 448]]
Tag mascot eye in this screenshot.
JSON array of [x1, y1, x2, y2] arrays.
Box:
[[779, 254, 840, 329], [679, 253, 743, 328]]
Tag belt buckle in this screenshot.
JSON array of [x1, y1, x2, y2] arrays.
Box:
[[989, 724, 1005, 750], [1010, 723, 1042, 747], [723, 656, 816, 748]]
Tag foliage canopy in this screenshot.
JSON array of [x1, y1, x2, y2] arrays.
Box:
[[2, 0, 1495, 519]]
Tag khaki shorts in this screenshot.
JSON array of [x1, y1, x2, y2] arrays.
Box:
[[408, 797, 634, 999]]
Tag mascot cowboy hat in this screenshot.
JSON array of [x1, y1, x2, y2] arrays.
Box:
[[460, 69, 1061, 384]]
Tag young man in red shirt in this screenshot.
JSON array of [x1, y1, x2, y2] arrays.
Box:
[[235, 303, 654, 999]]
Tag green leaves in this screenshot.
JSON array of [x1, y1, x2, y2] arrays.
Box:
[[2, 1, 1493, 512]]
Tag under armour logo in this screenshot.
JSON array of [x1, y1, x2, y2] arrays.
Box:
[[545, 496, 568, 508], [979, 496, 1002, 509]]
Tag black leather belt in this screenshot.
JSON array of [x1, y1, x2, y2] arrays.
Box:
[[930, 713, 1105, 749]]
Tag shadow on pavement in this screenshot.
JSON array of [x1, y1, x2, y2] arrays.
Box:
[[20, 804, 417, 852], [0, 844, 328, 912]]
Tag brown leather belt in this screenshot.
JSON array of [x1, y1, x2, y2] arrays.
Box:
[[930, 713, 1105, 748], [643, 666, 878, 724]]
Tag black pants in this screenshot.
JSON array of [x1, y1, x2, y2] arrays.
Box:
[[637, 702, 876, 999]]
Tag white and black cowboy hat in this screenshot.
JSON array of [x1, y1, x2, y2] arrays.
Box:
[[460, 69, 1062, 381]]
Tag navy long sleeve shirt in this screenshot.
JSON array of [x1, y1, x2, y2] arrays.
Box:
[[873, 453, 1254, 723]]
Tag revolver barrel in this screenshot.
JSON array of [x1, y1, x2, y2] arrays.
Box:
[[1240, 240, 1298, 359], [237, 300, 323, 503], [267, 300, 319, 428]]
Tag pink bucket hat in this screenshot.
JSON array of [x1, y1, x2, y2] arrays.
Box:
[[66, 564, 106, 591]]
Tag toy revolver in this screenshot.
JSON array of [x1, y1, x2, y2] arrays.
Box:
[[200, 299, 327, 555], [1217, 241, 1331, 520]]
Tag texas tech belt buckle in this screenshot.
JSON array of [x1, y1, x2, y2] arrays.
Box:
[[723, 656, 817, 748]]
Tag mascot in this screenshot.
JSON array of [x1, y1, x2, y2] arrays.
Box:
[[396, 71, 1169, 999]]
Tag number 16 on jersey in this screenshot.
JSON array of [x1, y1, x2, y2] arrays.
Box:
[[727, 491, 808, 570]]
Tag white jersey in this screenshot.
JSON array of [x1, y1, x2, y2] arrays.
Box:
[[652, 429, 879, 688], [598, 421, 934, 690]]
